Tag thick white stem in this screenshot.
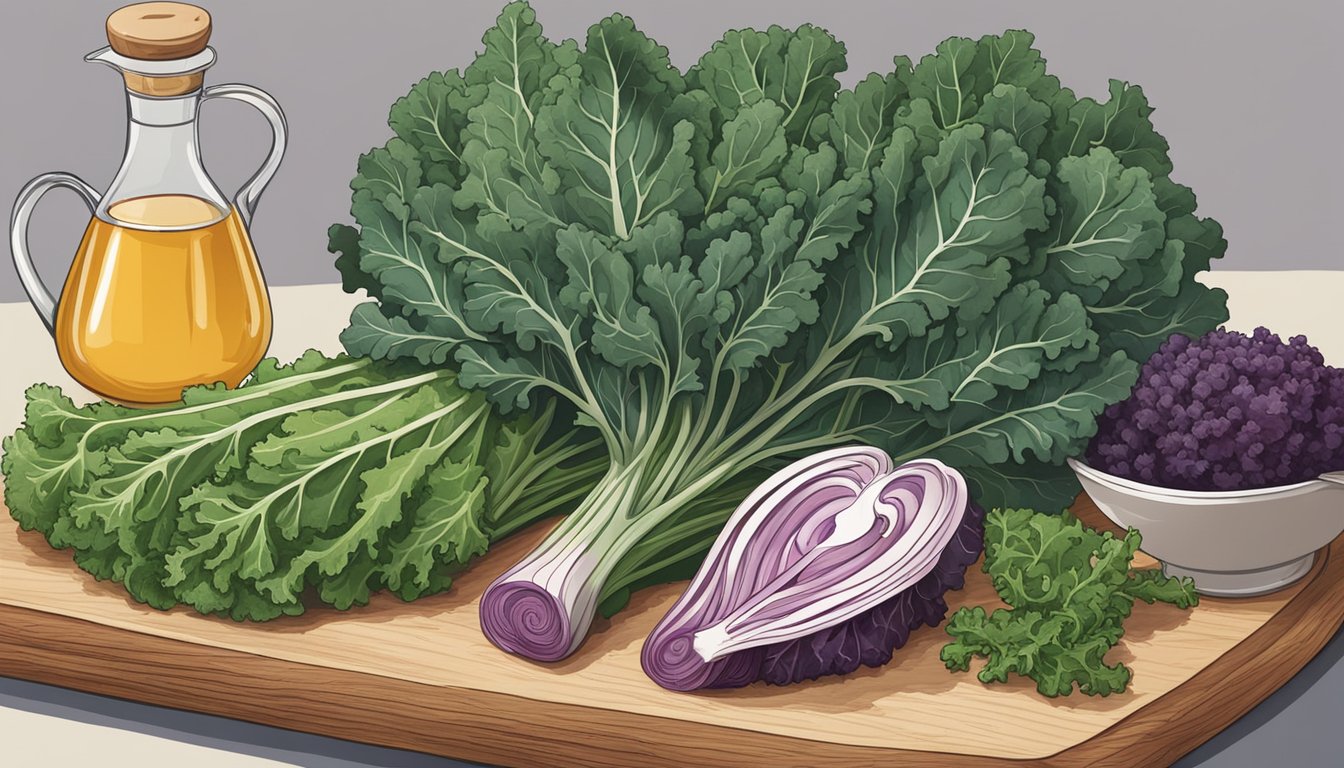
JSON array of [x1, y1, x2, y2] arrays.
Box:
[[479, 461, 653, 660], [479, 425, 737, 662]]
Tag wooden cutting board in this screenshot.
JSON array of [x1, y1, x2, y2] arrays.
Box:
[[1, 492, 1342, 768]]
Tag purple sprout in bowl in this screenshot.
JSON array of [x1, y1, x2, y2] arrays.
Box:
[[1073, 327, 1344, 597], [1087, 327, 1344, 492]]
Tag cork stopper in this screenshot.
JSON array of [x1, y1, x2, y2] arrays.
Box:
[[106, 3, 212, 96]]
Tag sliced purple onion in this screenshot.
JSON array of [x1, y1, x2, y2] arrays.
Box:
[[642, 448, 979, 691]]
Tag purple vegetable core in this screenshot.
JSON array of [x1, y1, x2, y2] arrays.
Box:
[[479, 581, 571, 661]]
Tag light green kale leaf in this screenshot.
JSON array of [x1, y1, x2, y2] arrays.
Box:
[[2, 353, 603, 621], [942, 508, 1198, 697], [379, 456, 490, 601], [167, 383, 477, 605]]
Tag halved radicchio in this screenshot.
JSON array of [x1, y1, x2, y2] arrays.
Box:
[[641, 447, 984, 690]]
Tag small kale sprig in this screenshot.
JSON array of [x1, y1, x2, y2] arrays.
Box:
[[941, 508, 1198, 697]]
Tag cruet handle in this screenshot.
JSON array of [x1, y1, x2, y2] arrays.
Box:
[[9, 172, 100, 334], [202, 84, 288, 227]]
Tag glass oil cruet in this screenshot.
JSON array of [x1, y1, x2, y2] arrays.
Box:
[[8, 2, 286, 406]]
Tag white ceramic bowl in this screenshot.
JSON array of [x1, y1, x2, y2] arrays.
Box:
[[1068, 459, 1344, 597]]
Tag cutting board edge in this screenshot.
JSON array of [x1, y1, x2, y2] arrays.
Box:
[[2, 504, 1342, 767], [1037, 538, 1344, 768], [0, 598, 1039, 768]]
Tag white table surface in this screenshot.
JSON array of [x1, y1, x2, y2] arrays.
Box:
[[0, 273, 1338, 767]]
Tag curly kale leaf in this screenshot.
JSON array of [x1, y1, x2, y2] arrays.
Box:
[[2, 353, 603, 621], [941, 508, 1198, 697]]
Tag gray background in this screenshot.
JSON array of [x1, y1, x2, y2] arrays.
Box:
[[1, 2, 1340, 767], [2, 0, 1341, 306]]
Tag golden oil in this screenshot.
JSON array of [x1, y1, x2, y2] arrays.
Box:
[[54, 194, 271, 405]]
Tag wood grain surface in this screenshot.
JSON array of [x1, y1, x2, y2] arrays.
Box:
[[1, 493, 1342, 768]]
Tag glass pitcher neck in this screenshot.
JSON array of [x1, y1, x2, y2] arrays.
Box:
[[128, 89, 202, 127], [98, 88, 232, 230]]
